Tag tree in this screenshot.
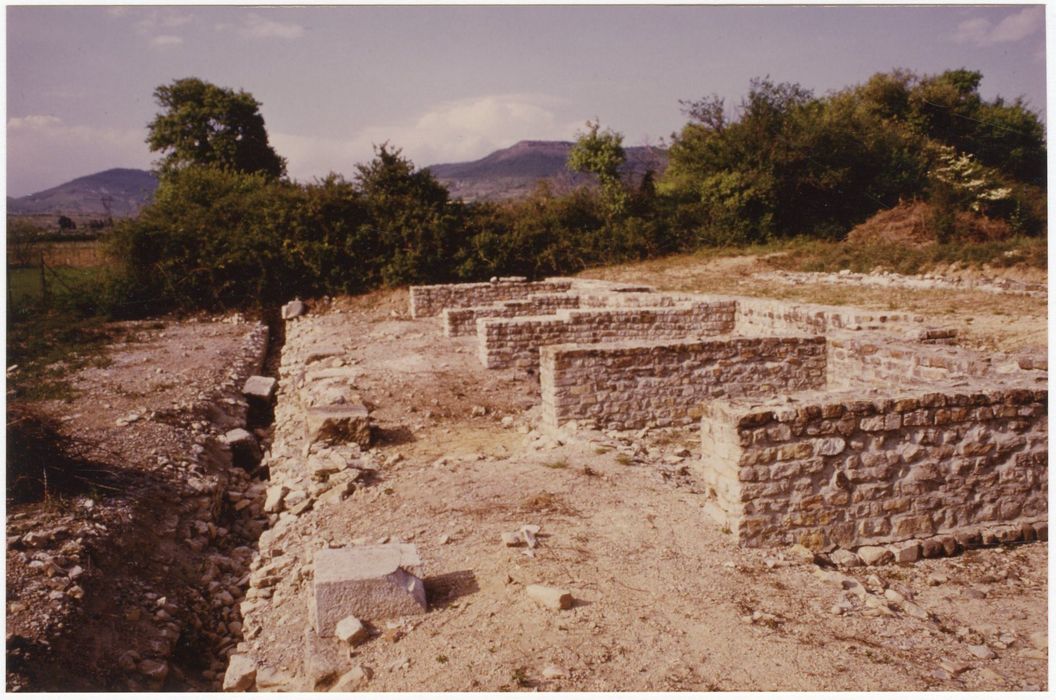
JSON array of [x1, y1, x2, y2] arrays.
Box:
[[146, 77, 286, 179], [57, 215, 76, 231], [568, 119, 628, 219]]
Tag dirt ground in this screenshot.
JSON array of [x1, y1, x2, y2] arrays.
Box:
[[243, 281, 1047, 692], [580, 253, 1047, 354], [6, 315, 269, 691], [6, 253, 1048, 692]]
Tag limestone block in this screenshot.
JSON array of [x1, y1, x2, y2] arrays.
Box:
[[312, 545, 427, 636], [282, 299, 307, 319], [306, 404, 371, 447], [221, 428, 262, 466], [243, 375, 278, 401]]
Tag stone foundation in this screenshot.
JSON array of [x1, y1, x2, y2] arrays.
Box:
[[478, 301, 737, 370], [541, 336, 827, 430], [407, 277, 1049, 554], [443, 294, 582, 337], [698, 384, 1047, 550], [408, 279, 572, 318]]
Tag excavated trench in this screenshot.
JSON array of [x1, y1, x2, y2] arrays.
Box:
[[6, 312, 285, 692]]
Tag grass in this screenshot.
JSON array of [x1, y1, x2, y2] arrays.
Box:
[[765, 236, 1047, 276], [615, 454, 634, 466], [543, 458, 569, 470], [7, 309, 117, 402], [7, 265, 111, 307]]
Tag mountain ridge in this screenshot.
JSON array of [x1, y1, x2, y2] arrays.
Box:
[[8, 168, 158, 217], [427, 139, 667, 202]]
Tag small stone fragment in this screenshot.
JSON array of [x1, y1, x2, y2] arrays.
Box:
[[138, 659, 170, 683], [335, 616, 370, 647], [333, 665, 372, 691], [939, 658, 971, 676], [526, 584, 573, 610], [541, 664, 567, 679], [969, 644, 997, 660], [830, 549, 861, 568], [222, 654, 257, 691], [857, 546, 893, 566]]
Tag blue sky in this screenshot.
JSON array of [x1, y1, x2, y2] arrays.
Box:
[[5, 4, 1048, 196]]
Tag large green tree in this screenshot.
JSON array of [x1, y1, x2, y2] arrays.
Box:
[[146, 77, 287, 179], [568, 119, 628, 219]]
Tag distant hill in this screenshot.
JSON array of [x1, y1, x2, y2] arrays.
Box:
[[7, 168, 157, 217], [427, 140, 667, 202]]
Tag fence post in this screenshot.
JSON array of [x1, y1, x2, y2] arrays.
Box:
[[39, 252, 47, 304]]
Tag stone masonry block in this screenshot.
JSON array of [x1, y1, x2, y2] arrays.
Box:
[[306, 404, 371, 447], [243, 375, 278, 401], [312, 545, 427, 636]]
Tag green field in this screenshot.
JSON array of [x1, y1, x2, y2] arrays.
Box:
[[7, 266, 109, 308]]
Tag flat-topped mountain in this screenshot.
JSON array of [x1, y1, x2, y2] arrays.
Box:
[[428, 140, 667, 202]]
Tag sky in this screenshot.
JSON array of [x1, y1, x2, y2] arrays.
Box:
[[5, 3, 1049, 197]]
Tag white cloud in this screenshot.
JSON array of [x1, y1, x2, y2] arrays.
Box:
[[7, 115, 151, 196], [952, 6, 1043, 46], [150, 35, 184, 49], [8, 114, 62, 129], [238, 13, 305, 40], [272, 93, 581, 184]]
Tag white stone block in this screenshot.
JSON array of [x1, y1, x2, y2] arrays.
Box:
[[312, 545, 426, 636]]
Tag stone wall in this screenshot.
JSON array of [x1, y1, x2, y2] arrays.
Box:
[[408, 279, 572, 318], [698, 384, 1047, 550], [442, 294, 582, 337], [827, 335, 997, 388], [736, 297, 922, 336], [541, 336, 827, 430], [477, 301, 737, 370]]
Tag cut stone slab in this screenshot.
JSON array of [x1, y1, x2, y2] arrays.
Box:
[[312, 544, 426, 637], [306, 404, 371, 447], [221, 428, 262, 467], [282, 299, 307, 319], [243, 375, 278, 401]]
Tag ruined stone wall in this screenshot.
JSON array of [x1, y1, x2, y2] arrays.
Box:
[[540, 336, 827, 430], [442, 294, 582, 337], [826, 335, 996, 389], [477, 301, 737, 370], [408, 279, 572, 318], [698, 385, 1047, 551], [736, 297, 921, 336]]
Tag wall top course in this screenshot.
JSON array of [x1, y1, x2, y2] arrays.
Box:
[[701, 380, 1047, 429], [539, 334, 824, 358]]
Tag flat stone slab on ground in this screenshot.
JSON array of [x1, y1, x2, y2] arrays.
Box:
[[312, 544, 426, 636], [306, 404, 371, 447]]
